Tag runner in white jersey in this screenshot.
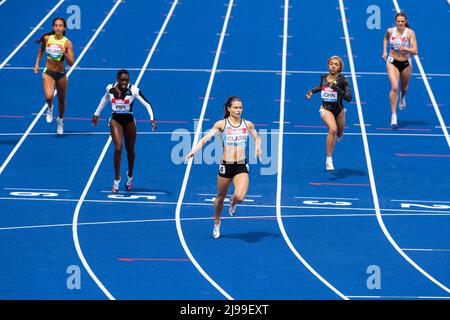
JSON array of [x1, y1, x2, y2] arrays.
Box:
[[382, 12, 418, 128], [92, 69, 157, 194], [185, 96, 262, 239]]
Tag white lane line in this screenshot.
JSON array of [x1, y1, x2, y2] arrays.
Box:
[[0, 0, 65, 69], [340, 0, 450, 294], [4, 211, 450, 232], [175, 0, 235, 301], [402, 248, 450, 252], [0, 0, 122, 176], [0, 0, 7, 6], [4, 187, 69, 191], [0, 131, 448, 138], [391, 0, 450, 148], [72, 0, 179, 301], [276, 0, 347, 300], [3, 66, 450, 77]]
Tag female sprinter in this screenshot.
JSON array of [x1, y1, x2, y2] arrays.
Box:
[[185, 96, 262, 239], [306, 55, 352, 171], [34, 17, 74, 135], [92, 69, 157, 193], [382, 12, 418, 128]]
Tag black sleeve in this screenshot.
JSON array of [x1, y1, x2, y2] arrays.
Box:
[[334, 76, 352, 102], [307, 75, 325, 95]]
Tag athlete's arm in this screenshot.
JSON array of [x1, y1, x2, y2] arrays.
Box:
[[185, 120, 223, 161], [306, 76, 324, 99], [92, 87, 110, 126], [382, 28, 391, 60], [64, 39, 75, 66], [135, 89, 157, 131], [332, 77, 352, 102], [246, 120, 262, 161], [34, 35, 49, 74]]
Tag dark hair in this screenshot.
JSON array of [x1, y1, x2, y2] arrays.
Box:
[[395, 12, 410, 28], [35, 18, 67, 50], [223, 96, 242, 119], [117, 69, 130, 79]]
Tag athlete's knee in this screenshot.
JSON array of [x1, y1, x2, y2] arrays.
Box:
[[390, 86, 399, 94], [329, 127, 338, 136], [114, 143, 123, 153], [215, 194, 226, 203], [126, 147, 135, 156]]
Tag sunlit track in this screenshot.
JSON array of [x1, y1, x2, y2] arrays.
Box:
[[0, 0, 448, 300]]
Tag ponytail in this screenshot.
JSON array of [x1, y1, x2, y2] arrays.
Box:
[[223, 96, 242, 119]]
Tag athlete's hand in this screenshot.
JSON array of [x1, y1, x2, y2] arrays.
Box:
[[255, 147, 262, 161], [33, 66, 39, 74], [185, 151, 195, 162], [150, 119, 157, 131], [305, 91, 313, 99], [382, 52, 387, 61], [91, 115, 99, 127]]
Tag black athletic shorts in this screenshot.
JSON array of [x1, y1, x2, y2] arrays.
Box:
[[218, 159, 249, 178], [110, 113, 135, 129], [389, 57, 410, 73], [43, 68, 66, 82]]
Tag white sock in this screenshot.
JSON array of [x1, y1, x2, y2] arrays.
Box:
[[326, 157, 332, 162]]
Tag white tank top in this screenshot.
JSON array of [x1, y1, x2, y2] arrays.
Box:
[[389, 27, 411, 52], [221, 118, 248, 148]]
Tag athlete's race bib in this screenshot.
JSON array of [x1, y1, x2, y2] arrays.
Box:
[[321, 86, 338, 103], [46, 44, 64, 60], [111, 98, 131, 113]]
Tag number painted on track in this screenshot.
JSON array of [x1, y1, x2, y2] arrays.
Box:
[[10, 192, 58, 197], [400, 203, 450, 210], [303, 200, 352, 206]]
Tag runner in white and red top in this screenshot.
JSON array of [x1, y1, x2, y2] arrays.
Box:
[[382, 12, 418, 128]]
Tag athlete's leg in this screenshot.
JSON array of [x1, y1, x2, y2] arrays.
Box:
[[321, 108, 338, 157], [336, 108, 346, 139], [214, 175, 233, 225], [386, 62, 400, 116], [399, 64, 412, 109], [42, 72, 56, 121], [123, 121, 137, 178], [55, 75, 67, 119], [110, 120, 124, 181], [230, 172, 249, 206]]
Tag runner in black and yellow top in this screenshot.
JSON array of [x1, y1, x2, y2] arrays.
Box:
[[306, 55, 352, 171], [34, 17, 74, 135], [92, 69, 157, 194], [185, 96, 262, 239]]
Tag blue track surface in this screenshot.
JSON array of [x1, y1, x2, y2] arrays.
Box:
[[0, 0, 449, 300]]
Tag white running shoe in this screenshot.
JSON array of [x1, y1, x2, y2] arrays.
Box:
[[125, 172, 132, 191], [336, 135, 343, 143], [212, 223, 221, 239], [228, 202, 236, 216], [326, 159, 335, 171], [399, 95, 406, 110], [56, 117, 64, 135], [391, 114, 397, 129], [46, 106, 53, 123], [112, 178, 120, 194]]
